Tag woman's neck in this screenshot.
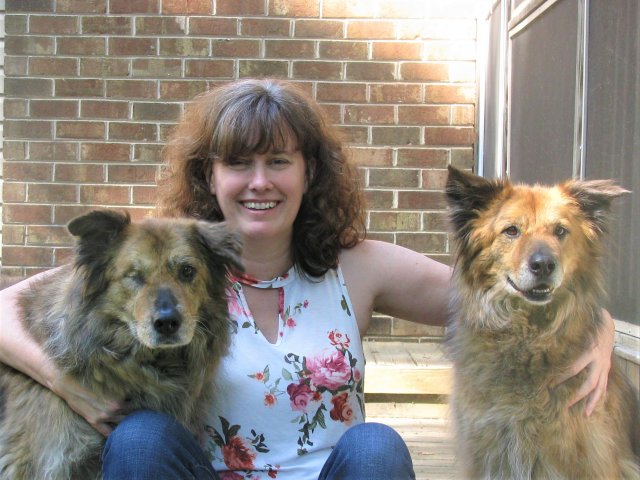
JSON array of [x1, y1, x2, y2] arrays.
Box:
[[240, 238, 293, 280]]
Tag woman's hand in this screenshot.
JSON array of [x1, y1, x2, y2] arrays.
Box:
[[48, 372, 130, 437], [554, 309, 615, 416]]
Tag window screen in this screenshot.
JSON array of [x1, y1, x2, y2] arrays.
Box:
[[508, 0, 579, 183]]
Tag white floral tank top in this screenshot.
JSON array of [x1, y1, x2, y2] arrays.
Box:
[[201, 265, 365, 480]]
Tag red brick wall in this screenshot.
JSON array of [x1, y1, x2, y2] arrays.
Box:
[[2, 0, 478, 338]]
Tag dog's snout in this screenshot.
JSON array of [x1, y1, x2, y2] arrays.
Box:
[[155, 289, 178, 315], [528, 250, 557, 278], [154, 314, 181, 335], [153, 289, 181, 335]]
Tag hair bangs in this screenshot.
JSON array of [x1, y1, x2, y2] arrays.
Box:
[[216, 95, 299, 162]]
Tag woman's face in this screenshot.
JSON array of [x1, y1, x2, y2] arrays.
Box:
[[209, 136, 307, 245]]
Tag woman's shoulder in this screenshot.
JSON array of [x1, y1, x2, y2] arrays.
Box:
[[338, 239, 421, 292], [340, 239, 425, 269], [340, 238, 392, 258], [338, 239, 378, 276]]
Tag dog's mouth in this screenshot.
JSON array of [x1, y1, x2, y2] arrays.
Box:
[[507, 277, 554, 304]]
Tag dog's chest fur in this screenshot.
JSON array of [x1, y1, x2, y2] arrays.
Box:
[[451, 309, 590, 409]]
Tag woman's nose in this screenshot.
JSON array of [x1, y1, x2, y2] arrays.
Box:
[[248, 164, 273, 191]]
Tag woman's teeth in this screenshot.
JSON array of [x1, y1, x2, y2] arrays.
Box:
[[243, 201, 277, 210]]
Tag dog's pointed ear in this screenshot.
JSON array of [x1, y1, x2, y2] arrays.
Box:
[[445, 166, 506, 234], [564, 180, 629, 234], [68, 209, 131, 240], [67, 209, 131, 303], [194, 221, 244, 274]]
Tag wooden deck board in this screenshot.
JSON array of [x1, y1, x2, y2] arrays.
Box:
[[369, 417, 460, 480], [364, 341, 448, 367], [364, 341, 452, 395], [363, 341, 458, 479]]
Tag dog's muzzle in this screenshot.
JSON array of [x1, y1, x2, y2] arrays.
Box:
[[153, 289, 182, 336], [528, 249, 557, 279], [507, 246, 562, 304]]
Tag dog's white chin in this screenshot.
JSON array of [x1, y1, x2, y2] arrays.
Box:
[[132, 324, 194, 349], [519, 294, 553, 305], [144, 337, 192, 349]]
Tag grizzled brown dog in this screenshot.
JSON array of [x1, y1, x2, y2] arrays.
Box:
[[0, 210, 242, 479], [445, 166, 638, 479]]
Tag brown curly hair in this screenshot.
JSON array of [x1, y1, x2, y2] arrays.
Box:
[[157, 78, 366, 277]]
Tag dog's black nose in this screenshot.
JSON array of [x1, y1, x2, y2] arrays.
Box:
[[154, 314, 181, 335], [528, 250, 556, 277], [154, 289, 181, 335]]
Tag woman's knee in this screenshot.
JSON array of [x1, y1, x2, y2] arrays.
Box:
[[103, 410, 217, 479], [105, 410, 177, 453], [338, 422, 407, 453], [320, 422, 415, 479]]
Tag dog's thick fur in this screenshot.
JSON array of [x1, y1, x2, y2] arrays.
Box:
[[0, 210, 242, 479], [445, 166, 639, 479]]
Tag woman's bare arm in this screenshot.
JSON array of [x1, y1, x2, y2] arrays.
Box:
[[340, 239, 452, 334], [0, 273, 60, 388]]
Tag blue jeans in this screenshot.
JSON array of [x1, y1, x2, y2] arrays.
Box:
[[318, 421, 416, 479], [103, 410, 415, 479], [103, 411, 219, 479]]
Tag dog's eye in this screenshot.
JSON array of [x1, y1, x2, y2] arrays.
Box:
[[179, 264, 197, 282], [502, 225, 520, 238], [554, 225, 569, 238], [125, 271, 144, 286]]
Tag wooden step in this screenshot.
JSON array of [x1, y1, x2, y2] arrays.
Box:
[[373, 417, 459, 480], [363, 341, 459, 478], [363, 340, 452, 396]]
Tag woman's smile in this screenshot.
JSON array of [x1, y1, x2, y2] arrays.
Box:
[[241, 200, 279, 211], [210, 135, 307, 243]]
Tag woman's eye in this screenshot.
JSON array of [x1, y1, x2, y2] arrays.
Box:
[[270, 157, 290, 167], [226, 157, 250, 169], [502, 225, 520, 238]]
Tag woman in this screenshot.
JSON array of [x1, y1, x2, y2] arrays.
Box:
[[0, 79, 614, 479]]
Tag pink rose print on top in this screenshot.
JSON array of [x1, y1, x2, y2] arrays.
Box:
[[249, 365, 283, 408], [205, 417, 270, 475], [264, 393, 277, 406], [306, 349, 352, 390], [221, 436, 256, 470], [280, 299, 309, 333], [328, 329, 351, 349], [281, 334, 364, 456], [286, 382, 314, 412], [330, 392, 355, 425]]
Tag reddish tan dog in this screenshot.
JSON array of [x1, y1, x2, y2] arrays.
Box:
[[445, 166, 638, 479], [0, 210, 242, 479]]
